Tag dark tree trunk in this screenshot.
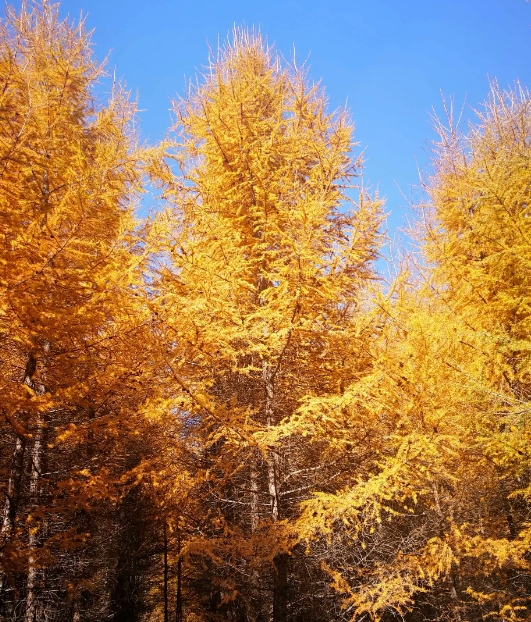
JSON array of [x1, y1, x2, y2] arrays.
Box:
[[0, 435, 26, 537], [176, 530, 183, 622], [0, 434, 27, 606], [273, 553, 288, 622], [164, 521, 169, 622], [264, 362, 288, 622]]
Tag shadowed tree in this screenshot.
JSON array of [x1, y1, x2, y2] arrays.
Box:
[[0, 2, 158, 620]]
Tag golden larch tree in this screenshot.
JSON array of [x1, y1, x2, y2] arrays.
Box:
[[0, 2, 154, 619], [150, 29, 383, 622], [293, 82, 531, 621]]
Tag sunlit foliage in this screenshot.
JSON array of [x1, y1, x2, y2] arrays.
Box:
[[1, 3, 530, 622]]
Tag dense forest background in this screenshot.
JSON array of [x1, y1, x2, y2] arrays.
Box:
[[1, 2, 531, 621]]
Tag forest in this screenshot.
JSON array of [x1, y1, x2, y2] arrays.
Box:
[[1, 2, 530, 621]]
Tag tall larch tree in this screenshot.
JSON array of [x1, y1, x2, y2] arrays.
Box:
[[418, 81, 531, 620], [293, 82, 531, 622], [150, 30, 383, 622], [0, 2, 157, 620]]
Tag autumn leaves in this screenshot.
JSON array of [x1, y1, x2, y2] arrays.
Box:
[[0, 3, 154, 619], [1, 3, 530, 622]]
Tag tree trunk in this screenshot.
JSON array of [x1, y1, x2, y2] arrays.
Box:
[[0, 436, 26, 537], [499, 477, 517, 540], [164, 521, 169, 622], [23, 346, 48, 622], [273, 553, 288, 622], [69, 405, 97, 620], [0, 434, 27, 602], [250, 459, 259, 532], [264, 363, 280, 523], [2, 352, 37, 552], [263, 362, 287, 622], [176, 530, 183, 622], [24, 412, 45, 622]]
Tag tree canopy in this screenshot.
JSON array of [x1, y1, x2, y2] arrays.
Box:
[[0, 3, 530, 622]]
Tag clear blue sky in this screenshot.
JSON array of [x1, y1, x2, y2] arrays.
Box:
[[11, 0, 531, 249]]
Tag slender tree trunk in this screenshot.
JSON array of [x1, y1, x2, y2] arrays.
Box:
[[1, 354, 38, 615], [273, 553, 288, 622], [267, 452, 280, 523], [433, 483, 461, 622], [70, 404, 97, 620], [250, 460, 259, 532], [176, 530, 183, 622], [0, 434, 27, 601], [249, 454, 262, 621], [87, 404, 95, 462], [2, 353, 36, 550], [499, 476, 517, 540], [264, 364, 280, 523], [449, 572, 462, 622], [24, 412, 45, 622], [0, 436, 26, 537], [23, 345, 48, 622], [263, 362, 287, 622], [164, 520, 169, 622]]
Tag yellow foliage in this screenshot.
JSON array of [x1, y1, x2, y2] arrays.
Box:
[[290, 82, 531, 621]]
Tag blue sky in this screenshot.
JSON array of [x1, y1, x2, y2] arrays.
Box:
[[11, 0, 531, 251]]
